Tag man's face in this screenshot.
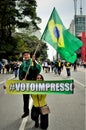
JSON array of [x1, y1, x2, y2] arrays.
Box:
[[23, 53, 30, 60]]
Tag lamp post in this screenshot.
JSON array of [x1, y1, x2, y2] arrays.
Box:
[[74, 0, 77, 36]]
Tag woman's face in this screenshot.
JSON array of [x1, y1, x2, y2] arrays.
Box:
[[36, 75, 43, 80]]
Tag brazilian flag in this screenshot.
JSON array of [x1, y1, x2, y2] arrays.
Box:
[[41, 7, 83, 63]]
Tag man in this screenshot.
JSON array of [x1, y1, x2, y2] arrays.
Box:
[[57, 60, 62, 75], [65, 62, 71, 77], [19, 51, 41, 118], [13, 61, 19, 77], [0, 61, 2, 73]]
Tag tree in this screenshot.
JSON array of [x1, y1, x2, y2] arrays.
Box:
[[16, 0, 41, 30], [0, 35, 28, 61], [0, 0, 41, 60], [14, 33, 48, 61]]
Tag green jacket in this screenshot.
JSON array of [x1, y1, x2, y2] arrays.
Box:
[[19, 58, 41, 80]]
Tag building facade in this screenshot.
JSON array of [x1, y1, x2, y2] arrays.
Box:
[[68, 20, 75, 34], [75, 15, 86, 36], [69, 15, 86, 36], [68, 15, 86, 62]]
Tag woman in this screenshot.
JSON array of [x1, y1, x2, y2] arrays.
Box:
[[31, 74, 49, 130]]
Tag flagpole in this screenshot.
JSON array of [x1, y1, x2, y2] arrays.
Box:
[[34, 40, 41, 55]]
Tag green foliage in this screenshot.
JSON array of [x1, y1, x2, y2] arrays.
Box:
[[14, 33, 48, 61], [0, 0, 41, 61], [0, 35, 27, 61]]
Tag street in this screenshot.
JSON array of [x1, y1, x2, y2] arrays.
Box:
[[0, 66, 85, 130]]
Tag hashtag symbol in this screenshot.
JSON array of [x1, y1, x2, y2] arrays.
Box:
[[10, 84, 15, 91]]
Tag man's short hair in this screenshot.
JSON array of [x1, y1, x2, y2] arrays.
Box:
[[22, 51, 30, 56]]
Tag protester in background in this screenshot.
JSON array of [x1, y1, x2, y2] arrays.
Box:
[[73, 61, 77, 71], [31, 74, 49, 129], [13, 61, 19, 77], [65, 62, 71, 77], [19, 51, 41, 118], [57, 60, 62, 75], [83, 61, 86, 68], [10, 62, 14, 74], [42, 63, 45, 71], [5, 63, 10, 74], [54, 61, 58, 74], [2, 63, 5, 74], [0, 61, 2, 73], [44, 61, 48, 73], [51, 61, 54, 72]]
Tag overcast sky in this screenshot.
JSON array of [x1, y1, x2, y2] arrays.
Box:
[[36, 0, 86, 60]]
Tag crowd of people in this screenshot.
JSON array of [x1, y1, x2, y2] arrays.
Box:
[[42, 60, 74, 77], [0, 61, 19, 77], [42, 59, 85, 77]]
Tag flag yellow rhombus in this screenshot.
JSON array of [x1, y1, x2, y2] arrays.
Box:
[[48, 19, 64, 47]]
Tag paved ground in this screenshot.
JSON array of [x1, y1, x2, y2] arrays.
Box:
[[0, 66, 85, 130]]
